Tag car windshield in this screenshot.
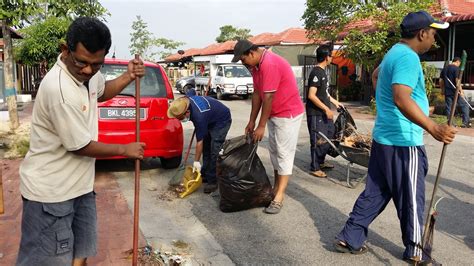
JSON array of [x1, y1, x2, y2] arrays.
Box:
[[100, 64, 167, 97], [223, 66, 251, 78]]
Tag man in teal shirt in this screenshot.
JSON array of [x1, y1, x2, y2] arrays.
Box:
[[335, 11, 457, 263]]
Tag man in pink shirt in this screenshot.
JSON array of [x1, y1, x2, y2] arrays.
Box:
[[232, 39, 304, 214]]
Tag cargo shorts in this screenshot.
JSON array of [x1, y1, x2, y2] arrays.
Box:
[[16, 192, 97, 266]]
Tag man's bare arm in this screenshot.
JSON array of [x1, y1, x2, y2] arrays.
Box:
[[392, 84, 457, 144]]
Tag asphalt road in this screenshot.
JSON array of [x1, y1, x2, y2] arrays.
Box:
[[98, 94, 474, 265]]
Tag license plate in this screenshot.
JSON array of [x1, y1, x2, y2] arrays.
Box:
[[99, 108, 146, 120], [236, 91, 247, 95]]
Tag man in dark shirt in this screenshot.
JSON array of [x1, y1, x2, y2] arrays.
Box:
[[168, 96, 232, 193], [306, 44, 343, 178], [439, 57, 471, 127]]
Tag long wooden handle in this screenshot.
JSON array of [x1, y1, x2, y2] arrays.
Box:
[[132, 54, 141, 266]]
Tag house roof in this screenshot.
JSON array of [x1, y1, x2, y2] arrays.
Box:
[[0, 23, 23, 39], [164, 28, 319, 62], [440, 0, 474, 22]]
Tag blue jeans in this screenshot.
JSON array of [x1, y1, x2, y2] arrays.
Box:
[[446, 96, 470, 125], [202, 120, 232, 184]]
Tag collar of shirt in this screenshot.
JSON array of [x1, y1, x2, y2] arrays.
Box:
[[56, 54, 84, 86]]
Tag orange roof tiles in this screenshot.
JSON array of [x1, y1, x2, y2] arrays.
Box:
[[441, 0, 474, 15], [164, 28, 319, 62]]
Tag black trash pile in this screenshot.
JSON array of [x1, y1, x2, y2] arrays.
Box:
[[216, 135, 274, 212]]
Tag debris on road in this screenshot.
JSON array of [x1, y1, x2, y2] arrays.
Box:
[[123, 244, 189, 266]]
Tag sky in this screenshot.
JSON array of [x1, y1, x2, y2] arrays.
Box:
[[100, 0, 307, 59]]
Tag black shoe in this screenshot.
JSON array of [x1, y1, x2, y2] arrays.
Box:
[[203, 183, 218, 194], [460, 123, 471, 128]]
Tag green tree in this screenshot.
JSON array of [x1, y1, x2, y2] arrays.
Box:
[[1, 0, 41, 130], [44, 1, 110, 21], [215, 25, 252, 43], [303, 0, 434, 70], [129, 16, 184, 61], [14, 17, 70, 69]]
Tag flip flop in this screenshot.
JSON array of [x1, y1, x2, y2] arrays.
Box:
[[310, 170, 327, 178], [334, 240, 368, 255]]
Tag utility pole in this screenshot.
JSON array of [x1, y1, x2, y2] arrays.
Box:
[[2, 20, 19, 130]]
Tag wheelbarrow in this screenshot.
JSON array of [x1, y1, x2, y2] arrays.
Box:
[[317, 132, 370, 188]]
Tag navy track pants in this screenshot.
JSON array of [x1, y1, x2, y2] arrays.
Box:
[[336, 140, 428, 259]]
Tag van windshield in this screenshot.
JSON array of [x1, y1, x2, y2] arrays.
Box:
[[223, 65, 251, 78], [100, 64, 167, 97]]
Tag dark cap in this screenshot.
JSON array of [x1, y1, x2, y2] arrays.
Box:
[[232, 39, 254, 63], [400, 10, 449, 33]]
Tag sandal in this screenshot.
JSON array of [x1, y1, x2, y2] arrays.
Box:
[[264, 200, 283, 214], [334, 240, 368, 255], [310, 170, 327, 178]]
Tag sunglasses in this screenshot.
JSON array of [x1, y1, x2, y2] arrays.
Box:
[[70, 51, 103, 70]]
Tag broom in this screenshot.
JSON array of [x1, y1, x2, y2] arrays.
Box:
[[169, 130, 195, 186], [419, 50, 467, 263]]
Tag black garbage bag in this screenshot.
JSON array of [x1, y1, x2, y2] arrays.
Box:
[[334, 106, 357, 140], [327, 106, 357, 158], [216, 135, 274, 212]]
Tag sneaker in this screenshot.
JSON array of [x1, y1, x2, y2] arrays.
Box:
[[460, 123, 472, 128], [203, 183, 218, 194], [310, 170, 327, 178], [320, 162, 335, 169], [264, 200, 283, 214]]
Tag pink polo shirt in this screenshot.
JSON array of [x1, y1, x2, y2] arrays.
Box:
[[251, 50, 304, 118]]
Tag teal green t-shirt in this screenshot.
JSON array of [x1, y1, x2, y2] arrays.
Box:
[[373, 43, 429, 146]]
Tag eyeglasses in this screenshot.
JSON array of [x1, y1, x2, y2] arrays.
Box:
[[70, 51, 103, 70]]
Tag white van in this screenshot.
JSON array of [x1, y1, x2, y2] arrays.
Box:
[[194, 55, 254, 100]]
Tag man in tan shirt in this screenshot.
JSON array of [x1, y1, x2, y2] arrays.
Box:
[[17, 17, 145, 266]]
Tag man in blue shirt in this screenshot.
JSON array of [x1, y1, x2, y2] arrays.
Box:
[[439, 57, 471, 127], [335, 11, 457, 263], [168, 96, 232, 193]]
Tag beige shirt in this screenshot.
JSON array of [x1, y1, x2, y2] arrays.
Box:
[[20, 55, 105, 202]]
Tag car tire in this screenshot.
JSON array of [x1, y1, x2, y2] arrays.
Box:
[[160, 155, 182, 169], [183, 85, 192, 95]]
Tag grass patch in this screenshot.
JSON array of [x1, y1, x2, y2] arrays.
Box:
[[1, 123, 31, 159], [430, 114, 463, 126]]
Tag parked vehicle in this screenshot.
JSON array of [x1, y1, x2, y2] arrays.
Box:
[[98, 58, 183, 168], [194, 55, 253, 100], [176, 75, 196, 94]]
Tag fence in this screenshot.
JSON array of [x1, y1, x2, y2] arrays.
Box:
[[1, 62, 41, 102], [461, 60, 474, 89]]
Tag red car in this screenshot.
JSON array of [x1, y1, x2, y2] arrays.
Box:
[[98, 58, 183, 168]]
